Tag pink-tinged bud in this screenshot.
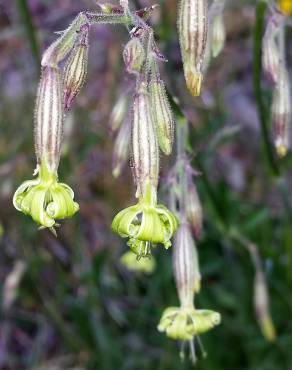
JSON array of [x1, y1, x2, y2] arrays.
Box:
[[63, 25, 89, 111], [34, 66, 64, 173], [112, 119, 130, 177], [42, 12, 88, 68], [178, 0, 208, 96], [123, 37, 145, 74], [173, 223, 201, 307], [131, 83, 159, 198], [272, 68, 291, 157], [185, 181, 203, 239], [150, 78, 175, 155], [262, 13, 284, 85]]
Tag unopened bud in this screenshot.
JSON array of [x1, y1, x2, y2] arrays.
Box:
[[185, 182, 203, 239], [173, 223, 201, 307], [178, 0, 208, 96], [262, 13, 284, 85], [109, 94, 129, 132], [112, 119, 130, 177], [123, 37, 145, 74], [34, 66, 64, 173], [131, 83, 159, 198], [272, 68, 291, 157], [63, 25, 89, 110], [211, 12, 225, 58], [254, 270, 276, 341], [42, 12, 88, 68], [150, 78, 175, 155]]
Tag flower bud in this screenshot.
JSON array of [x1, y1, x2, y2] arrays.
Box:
[[120, 250, 156, 273], [131, 83, 159, 198], [63, 25, 89, 110], [123, 37, 145, 74], [112, 119, 130, 177], [211, 12, 225, 58], [254, 270, 276, 341], [262, 13, 284, 85], [185, 182, 203, 239], [173, 223, 201, 307], [34, 66, 64, 173], [178, 0, 208, 96], [150, 78, 175, 155], [42, 12, 88, 68], [272, 67, 291, 157], [109, 94, 130, 133]]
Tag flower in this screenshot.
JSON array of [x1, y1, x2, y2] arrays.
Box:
[[13, 162, 79, 229], [120, 251, 156, 273], [158, 306, 221, 341], [112, 183, 178, 258]]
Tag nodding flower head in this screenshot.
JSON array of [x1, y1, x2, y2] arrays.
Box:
[[13, 162, 79, 229], [120, 250, 156, 273], [158, 306, 221, 341], [112, 183, 178, 258], [123, 37, 145, 74]]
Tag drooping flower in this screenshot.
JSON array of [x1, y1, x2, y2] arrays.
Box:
[[120, 250, 156, 273], [13, 66, 79, 229], [112, 183, 178, 258], [158, 223, 220, 341]]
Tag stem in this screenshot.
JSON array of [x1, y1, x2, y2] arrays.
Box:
[[253, 1, 280, 176]]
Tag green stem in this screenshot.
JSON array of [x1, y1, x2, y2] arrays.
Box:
[[253, 1, 279, 176], [16, 0, 40, 69]]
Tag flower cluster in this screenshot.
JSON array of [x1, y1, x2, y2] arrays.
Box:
[[111, 21, 178, 259]]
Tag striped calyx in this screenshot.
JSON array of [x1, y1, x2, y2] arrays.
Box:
[[131, 83, 159, 199], [178, 0, 208, 96], [63, 24, 89, 110], [262, 13, 284, 85], [123, 37, 145, 74], [173, 223, 201, 307], [150, 78, 175, 155], [272, 68, 291, 157], [34, 66, 64, 173]]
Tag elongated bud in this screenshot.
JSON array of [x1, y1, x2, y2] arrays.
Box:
[[211, 12, 225, 58], [254, 270, 276, 341], [150, 78, 175, 155], [123, 37, 145, 74], [278, 0, 292, 15], [34, 66, 64, 173], [185, 182, 203, 239], [131, 82, 159, 198], [262, 13, 284, 85], [272, 67, 291, 157], [178, 0, 208, 96], [63, 25, 89, 110], [109, 94, 129, 132], [42, 12, 88, 68], [112, 119, 130, 177], [173, 223, 201, 307]]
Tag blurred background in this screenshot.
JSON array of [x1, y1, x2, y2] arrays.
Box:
[[0, 0, 292, 369]]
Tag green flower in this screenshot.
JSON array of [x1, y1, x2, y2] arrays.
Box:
[[120, 251, 156, 273], [13, 162, 79, 229], [112, 185, 178, 258], [158, 306, 221, 341]]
